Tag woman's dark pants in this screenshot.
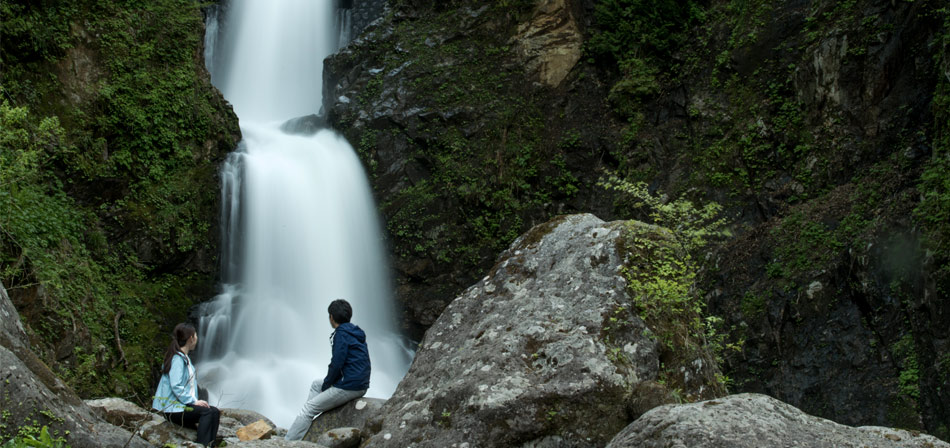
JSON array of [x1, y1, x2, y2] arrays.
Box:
[[165, 405, 220, 446]]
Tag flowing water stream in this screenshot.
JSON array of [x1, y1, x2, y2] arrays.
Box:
[[195, 0, 412, 427]]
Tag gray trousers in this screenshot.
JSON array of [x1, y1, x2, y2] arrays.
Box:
[[285, 380, 366, 441]]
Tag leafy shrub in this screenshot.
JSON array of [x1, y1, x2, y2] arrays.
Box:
[[1, 427, 68, 448], [600, 173, 735, 397]]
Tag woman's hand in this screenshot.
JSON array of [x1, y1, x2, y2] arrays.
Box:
[[193, 400, 210, 408]]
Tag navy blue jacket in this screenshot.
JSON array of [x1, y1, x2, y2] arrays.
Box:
[[321, 322, 371, 391]]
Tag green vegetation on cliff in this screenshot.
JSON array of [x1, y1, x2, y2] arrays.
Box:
[[588, 0, 703, 132], [916, 5, 950, 301], [339, 2, 580, 270], [332, 0, 950, 437], [0, 0, 238, 407], [602, 175, 735, 398]]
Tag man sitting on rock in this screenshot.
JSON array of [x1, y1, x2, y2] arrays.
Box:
[[285, 299, 371, 440]]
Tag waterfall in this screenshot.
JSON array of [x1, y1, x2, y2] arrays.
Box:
[[196, 0, 413, 427], [336, 8, 352, 48], [202, 5, 219, 76]]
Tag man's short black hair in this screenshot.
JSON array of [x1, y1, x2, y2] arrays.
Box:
[[328, 299, 352, 324]]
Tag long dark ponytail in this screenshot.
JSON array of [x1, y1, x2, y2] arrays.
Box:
[[162, 323, 196, 374]]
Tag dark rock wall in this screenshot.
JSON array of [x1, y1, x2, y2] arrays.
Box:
[[324, 0, 618, 338], [325, 0, 949, 438], [347, 0, 388, 39], [690, 0, 949, 436]]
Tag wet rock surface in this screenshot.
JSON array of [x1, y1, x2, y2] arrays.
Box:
[[280, 114, 328, 136]]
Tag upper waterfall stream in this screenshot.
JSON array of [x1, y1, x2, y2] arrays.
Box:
[[196, 0, 412, 427]]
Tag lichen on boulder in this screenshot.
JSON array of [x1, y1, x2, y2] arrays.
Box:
[[362, 214, 723, 447]]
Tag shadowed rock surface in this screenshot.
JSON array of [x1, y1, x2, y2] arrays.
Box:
[[315, 427, 361, 448], [222, 408, 278, 428], [84, 396, 333, 447]]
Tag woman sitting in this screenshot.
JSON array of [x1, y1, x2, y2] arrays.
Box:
[[152, 323, 220, 447]]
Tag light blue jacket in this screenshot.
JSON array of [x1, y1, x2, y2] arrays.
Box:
[[152, 352, 198, 413]]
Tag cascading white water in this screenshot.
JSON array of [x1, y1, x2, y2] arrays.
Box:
[[196, 0, 413, 427]]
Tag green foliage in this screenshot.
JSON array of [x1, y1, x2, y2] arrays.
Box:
[[587, 0, 703, 66], [891, 334, 920, 401], [0, 0, 235, 403], [607, 58, 659, 117], [2, 426, 69, 448], [0, 101, 174, 400], [0, 103, 64, 187], [692, 68, 813, 194], [357, 7, 580, 270], [764, 156, 905, 290], [588, 0, 703, 132], [721, 0, 772, 52], [0, 2, 76, 63], [914, 5, 950, 299], [0, 102, 91, 300], [600, 174, 730, 252], [767, 211, 842, 281], [941, 353, 950, 379], [740, 291, 768, 317], [602, 174, 732, 396]]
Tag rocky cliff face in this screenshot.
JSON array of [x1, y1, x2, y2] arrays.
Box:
[[325, 0, 619, 338], [690, 0, 950, 436], [326, 0, 948, 438]]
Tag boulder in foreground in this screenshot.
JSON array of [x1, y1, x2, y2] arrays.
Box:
[[607, 393, 949, 448], [363, 214, 722, 447]]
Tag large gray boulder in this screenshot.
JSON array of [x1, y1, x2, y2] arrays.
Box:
[[0, 281, 150, 448], [362, 214, 722, 447], [607, 393, 950, 448]]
